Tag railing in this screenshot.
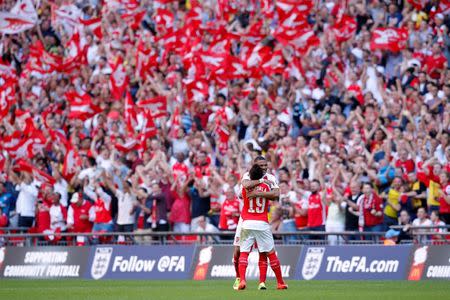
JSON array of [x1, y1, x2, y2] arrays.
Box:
[[1, 225, 449, 247]]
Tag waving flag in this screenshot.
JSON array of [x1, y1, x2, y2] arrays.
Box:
[[0, 0, 38, 34], [124, 91, 138, 133], [332, 15, 357, 43], [137, 96, 167, 118], [79, 16, 103, 40], [66, 91, 101, 120], [62, 143, 82, 180], [14, 159, 56, 185], [370, 28, 408, 52], [110, 56, 129, 100]]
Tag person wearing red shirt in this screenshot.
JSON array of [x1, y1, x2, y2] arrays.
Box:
[[238, 164, 287, 290], [358, 183, 384, 239], [218, 189, 240, 231], [395, 148, 415, 175], [67, 192, 95, 245], [306, 179, 326, 239], [424, 44, 448, 79], [438, 172, 450, 224], [169, 178, 191, 232]]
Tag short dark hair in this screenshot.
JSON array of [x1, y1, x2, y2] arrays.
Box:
[[249, 164, 264, 180], [254, 156, 266, 162]]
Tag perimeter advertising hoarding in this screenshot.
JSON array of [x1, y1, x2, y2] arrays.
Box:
[[296, 245, 413, 280], [0, 246, 88, 278], [191, 245, 302, 280], [86, 245, 196, 280], [408, 245, 450, 280]]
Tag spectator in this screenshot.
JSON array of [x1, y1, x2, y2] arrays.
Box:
[[358, 183, 384, 237], [103, 173, 138, 241], [381, 177, 403, 230], [438, 171, 450, 224], [306, 180, 326, 240], [11, 172, 38, 229], [430, 210, 447, 241], [169, 178, 191, 233], [218, 188, 240, 233], [49, 192, 67, 232], [145, 181, 169, 232], [277, 181, 298, 242], [67, 192, 95, 245], [412, 207, 433, 243], [342, 181, 363, 240], [397, 210, 413, 243], [194, 216, 219, 243], [0, 181, 15, 225]]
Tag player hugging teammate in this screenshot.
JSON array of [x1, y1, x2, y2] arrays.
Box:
[[232, 156, 288, 290]]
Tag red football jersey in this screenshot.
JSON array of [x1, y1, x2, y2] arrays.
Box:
[[241, 183, 270, 223]]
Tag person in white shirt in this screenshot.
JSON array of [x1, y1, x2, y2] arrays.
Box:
[[103, 173, 139, 242], [49, 192, 67, 232], [412, 207, 432, 242], [53, 169, 69, 207], [13, 172, 39, 228]]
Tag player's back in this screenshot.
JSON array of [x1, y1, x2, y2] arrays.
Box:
[[241, 183, 270, 224]]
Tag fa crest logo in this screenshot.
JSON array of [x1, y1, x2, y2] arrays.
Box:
[[91, 247, 113, 280], [302, 247, 325, 280]]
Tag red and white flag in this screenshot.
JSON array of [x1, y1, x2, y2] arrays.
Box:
[[226, 56, 248, 79], [262, 50, 285, 76], [0, 81, 16, 118], [66, 91, 101, 120], [140, 109, 157, 141], [14, 159, 56, 185], [0, 0, 38, 34], [332, 15, 357, 43], [168, 107, 181, 139], [0, 13, 35, 34], [62, 143, 82, 180], [79, 16, 103, 40], [51, 3, 82, 35], [154, 8, 174, 30], [110, 56, 129, 100], [370, 28, 408, 52], [124, 91, 138, 133], [115, 139, 139, 152], [137, 96, 167, 118]]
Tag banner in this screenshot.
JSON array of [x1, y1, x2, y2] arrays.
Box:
[[0, 246, 88, 278], [191, 245, 302, 280], [408, 245, 450, 280], [86, 245, 195, 280], [296, 245, 413, 280]]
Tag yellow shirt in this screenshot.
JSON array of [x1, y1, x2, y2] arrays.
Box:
[[427, 180, 441, 207], [384, 188, 400, 218]]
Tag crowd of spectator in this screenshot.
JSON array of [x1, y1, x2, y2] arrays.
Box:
[[0, 0, 449, 245]]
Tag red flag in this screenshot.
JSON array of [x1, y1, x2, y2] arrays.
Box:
[[169, 107, 181, 139], [0, 80, 16, 118], [79, 16, 103, 40], [62, 143, 81, 180], [185, 80, 209, 103], [0, 147, 5, 171], [137, 96, 167, 118], [66, 91, 101, 120], [135, 39, 158, 79], [154, 8, 174, 29], [276, 0, 313, 22], [262, 50, 285, 76], [14, 159, 56, 185], [110, 56, 129, 100], [124, 91, 138, 133], [121, 8, 146, 30], [226, 56, 248, 79], [370, 28, 408, 52], [115, 139, 139, 152], [332, 15, 357, 43], [140, 110, 157, 141]]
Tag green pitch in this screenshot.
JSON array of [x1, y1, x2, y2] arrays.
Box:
[[0, 280, 449, 300]]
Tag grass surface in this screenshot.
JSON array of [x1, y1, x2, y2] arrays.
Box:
[[0, 280, 449, 300]]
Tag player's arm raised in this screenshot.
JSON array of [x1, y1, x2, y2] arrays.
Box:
[[242, 178, 267, 190], [246, 188, 280, 201]]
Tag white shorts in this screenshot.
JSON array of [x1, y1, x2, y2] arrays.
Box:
[[239, 228, 275, 253], [233, 217, 243, 246]]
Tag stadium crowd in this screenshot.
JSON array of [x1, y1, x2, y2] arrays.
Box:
[[0, 0, 449, 244]]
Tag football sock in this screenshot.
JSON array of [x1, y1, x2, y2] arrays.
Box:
[[233, 252, 240, 279], [258, 252, 268, 283], [268, 252, 284, 284], [238, 252, 249, 282]]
